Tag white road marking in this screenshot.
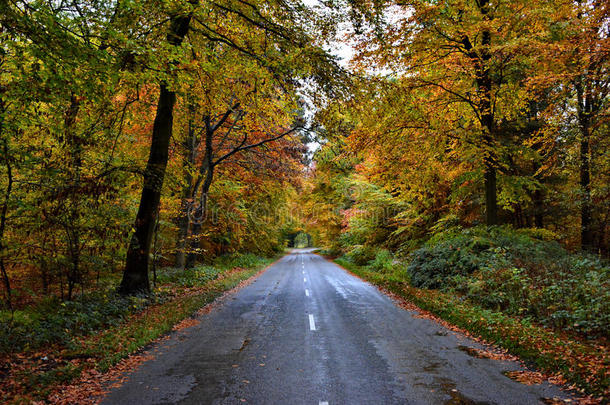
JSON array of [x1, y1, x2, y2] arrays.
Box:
[[305, 289, 310, 297], [309, 314, 316, 331], [302, 270, 305, 274], [320, 401, 328, 405], [304, 277, 307, 282]]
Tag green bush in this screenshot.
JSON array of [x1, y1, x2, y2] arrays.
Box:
[[215, 253, 269, 270], [407, 231, 496, 289], [406, 226, 609, 337], [0, 253, 274, 354], [369, 249, 395, 272], [163, 266, 221, 287], [158, 253, 269, 287], [318, 247, 342, 257], [345, 245, 377, 266]]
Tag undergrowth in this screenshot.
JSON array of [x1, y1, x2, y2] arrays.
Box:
[[0, 253, 277, 403], [338, 226, 609, 338]]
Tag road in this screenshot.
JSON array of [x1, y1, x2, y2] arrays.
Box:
[[102, 249, 570, 405]]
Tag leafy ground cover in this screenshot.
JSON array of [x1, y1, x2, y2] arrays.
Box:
[[327, 228, 609, 400], [0, 253, 277, 404]]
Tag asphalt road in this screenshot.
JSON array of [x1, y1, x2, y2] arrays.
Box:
[[101, 249, 571, 405]]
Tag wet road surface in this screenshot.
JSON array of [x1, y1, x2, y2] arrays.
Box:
[[102, 249, 570, 404]]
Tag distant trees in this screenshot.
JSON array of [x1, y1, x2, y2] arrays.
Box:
[[546, 0, 609, 251]]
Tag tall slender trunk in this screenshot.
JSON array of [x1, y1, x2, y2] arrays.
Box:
[[479, 18, 498, 226], [0, 136, 13, 310], [533, 188, 544, 228], [0, 88, 12, 310], [580, 125, 593, 250], [186, 114, 214, 268], [119, 6, 195, 294], [575, 71, 594, 251], [175, 203, 190, 268], [186, 166, 214, 267], [120, 84, 177, 293], [64, 94, 81, 300], [463, 0, 498, 226], [175, 97, 196, 268]]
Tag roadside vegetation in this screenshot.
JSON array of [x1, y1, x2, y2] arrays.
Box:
[[0, 253, 277, 403]]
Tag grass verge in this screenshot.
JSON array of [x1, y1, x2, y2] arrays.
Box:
[[334, 256, 609, 401], [1, 254, 279, 404]]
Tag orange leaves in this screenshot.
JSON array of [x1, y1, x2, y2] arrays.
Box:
[[171, 317, 200, 331]]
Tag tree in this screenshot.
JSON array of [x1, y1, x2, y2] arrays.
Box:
[[119, 0, 344, 292], [119, 1, 198, 294], [0, 0, 144, 299], [562, 0, 608, 250], [344, 0, 556, 225]]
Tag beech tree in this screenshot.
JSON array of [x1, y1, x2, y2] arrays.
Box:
[[119, 1, 198, 294], [342, 0, 558, 225], [119, 0, 343, 293]]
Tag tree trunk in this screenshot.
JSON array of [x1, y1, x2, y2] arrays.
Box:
[[64, 94, 81, 300], [186, 115, 214, 268], [533, 188, 544, 228], [0, 87, 12, 310], [575, 71, 594, 251], [186, 167, 214, 267], [119, 6, 195, 294], [463, 0, 498, 226], [119, 84, 176, 294], [484, 164, 498, 225], [0, 137, 13, 310], [175, 96, 196, 268], [480, 26, 498, 226], [175, 201, 190, 269], [580, 126, 593, 250]]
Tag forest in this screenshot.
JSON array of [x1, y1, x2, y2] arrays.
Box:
[[0, 0, 608, 403]]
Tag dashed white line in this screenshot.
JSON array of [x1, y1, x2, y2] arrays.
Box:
[[305, 289, 310, 297], [309, 314, 316, 331], [304, 277, 307, 282], [319, 401, 328, 405]]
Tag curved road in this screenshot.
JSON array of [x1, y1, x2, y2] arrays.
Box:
[[102, 250, 570, 404]]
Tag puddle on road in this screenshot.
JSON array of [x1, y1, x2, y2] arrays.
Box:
[[444, 388, 492, 405], [457, 345, 487, 358], [422, 361, 441, 372], [437, 377, 492, 405]]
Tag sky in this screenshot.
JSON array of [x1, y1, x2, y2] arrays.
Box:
[[301, 0, 356, 67], [299, 0, 357, 154]]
